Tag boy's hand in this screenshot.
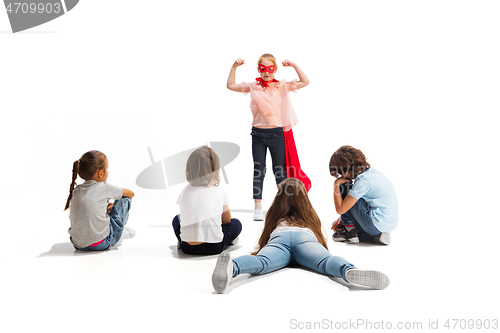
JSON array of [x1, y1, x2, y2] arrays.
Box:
[[282, 59, 295, 67], [331, 217, 342, 230], [233, 58, 245, 67], [106, 202, 113, 214]]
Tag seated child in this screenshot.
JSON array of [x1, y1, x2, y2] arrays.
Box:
[[172, 146, 242, 255], [329, 145, 398, 245], [65, 150, 135, 251], [211, 178, 390, 294]]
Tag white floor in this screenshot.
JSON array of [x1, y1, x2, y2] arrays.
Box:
[[3, 191, 499, 332], [2, 1, 500, 332]]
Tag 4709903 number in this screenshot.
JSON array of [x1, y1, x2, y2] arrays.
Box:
[[444, 319, 498, 330], [6, 2, 62, 14]]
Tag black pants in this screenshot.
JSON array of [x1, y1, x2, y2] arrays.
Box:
[[251, 127, 287, 200]]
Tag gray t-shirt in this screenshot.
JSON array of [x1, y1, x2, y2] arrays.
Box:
[[68, 180, 123, 248]]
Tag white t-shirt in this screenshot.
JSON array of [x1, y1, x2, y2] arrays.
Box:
[[68, 180, 123, 248], [176, 184, 229, 243]]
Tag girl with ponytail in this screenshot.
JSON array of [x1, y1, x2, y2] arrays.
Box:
[[173, 146, 242, 255], [65, 150, 135, 251]]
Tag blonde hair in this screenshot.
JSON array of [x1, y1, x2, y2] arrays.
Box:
[[257, 53, 278, 73], [186, 146, 221, 187]]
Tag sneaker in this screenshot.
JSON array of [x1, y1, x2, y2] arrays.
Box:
[[121, 227, 136, 239], [253, 209, 264, 221], [345, 269, 390, 290], [230, 237, 239, 245], [332, 226, 359, 243], [212, 252, 233, 294], [370, 232, 390, 245]]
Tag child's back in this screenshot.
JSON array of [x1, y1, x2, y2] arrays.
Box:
[[65, 150, 134, 251], [349, 167, 398, 233], [172, 146, 241, 255], [177, 184, 228, 243]]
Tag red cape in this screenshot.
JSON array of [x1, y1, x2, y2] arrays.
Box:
[[284, 129, 311, 191]]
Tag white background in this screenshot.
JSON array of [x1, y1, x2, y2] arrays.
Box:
[[1, 1, 499, 332]]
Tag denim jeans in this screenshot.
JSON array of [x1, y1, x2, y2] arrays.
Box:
[[172, 215, 242, 255], [74, 197, 132, 251], [232, 231, 354, 281], [339, 182, 381, 241], [251, 127, 287, 200]]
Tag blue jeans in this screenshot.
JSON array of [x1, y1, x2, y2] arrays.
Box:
[[232, 231, 354, 281], [251, 127, 287, 200], [172, 215, 242, 255], [339, 182, 381, 241], [74, 197, 132, 251]]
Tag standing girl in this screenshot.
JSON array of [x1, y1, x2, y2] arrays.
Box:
[[211, 178, 390, 294], [227, 54, 311, 221], [65, 150, 135, 251], [172, 146, 242, 255]]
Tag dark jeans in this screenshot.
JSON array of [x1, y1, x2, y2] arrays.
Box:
[[339, 182, 381, 241], [73, 197, 132, 251], [251, 127, 287, 200], [172, 215, 242, 255]]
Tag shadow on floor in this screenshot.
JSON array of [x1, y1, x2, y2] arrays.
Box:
[[169, 244, 242, 261]]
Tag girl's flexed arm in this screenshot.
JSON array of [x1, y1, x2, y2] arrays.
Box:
[[282, 59, 310, 90], [227, 58, 245, 92]]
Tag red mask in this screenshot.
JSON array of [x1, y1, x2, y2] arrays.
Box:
[[258, 64, 276, 74]]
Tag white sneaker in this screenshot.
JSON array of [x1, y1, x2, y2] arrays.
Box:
[[121, 227, 136, 239], [230, 237, 239, 245], [345, 269, 390, 290], [212, 252, 233, 294], [253, 209, 264, 221]]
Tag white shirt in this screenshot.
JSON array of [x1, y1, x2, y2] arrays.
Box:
[[177, 184, 229, 243]]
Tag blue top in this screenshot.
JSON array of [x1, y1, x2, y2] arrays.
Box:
[[348, 168, 399, 233]]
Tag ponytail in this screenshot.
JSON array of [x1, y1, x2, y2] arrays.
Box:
[[64, 150, 107, 211], [64, 159, 80, 211]]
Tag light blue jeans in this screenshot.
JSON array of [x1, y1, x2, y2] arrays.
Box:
[[232, 231, 355, 281], [74, 197, 131, 251]]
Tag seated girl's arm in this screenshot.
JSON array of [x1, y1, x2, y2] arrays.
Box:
[[333, 178, 357, 214], [282, 59, 310, 90], [123, 188, 135, 199], [227, 58, 245, 92], [221, 205, 231, 224]]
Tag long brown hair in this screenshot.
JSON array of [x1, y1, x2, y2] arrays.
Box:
[[185, 146, 220, 187], [252, 178, 328, 255], [329, 145, 370, 179], [64, 150, 107, 211]]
